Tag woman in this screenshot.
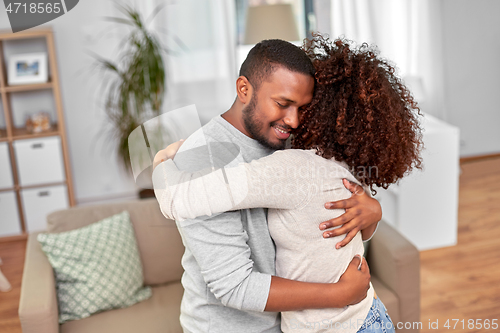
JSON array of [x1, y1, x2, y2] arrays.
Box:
[[153, 35, 422, 333]]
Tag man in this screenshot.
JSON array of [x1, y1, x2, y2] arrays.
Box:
[[154, 40, 381, 332]]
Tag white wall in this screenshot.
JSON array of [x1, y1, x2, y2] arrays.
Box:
[[0, 0, 138, 204], [442, 0, 500, 157]]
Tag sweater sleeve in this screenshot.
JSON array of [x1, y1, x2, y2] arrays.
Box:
[[151, 137, 276, 313], [152, 150, 312, 222]]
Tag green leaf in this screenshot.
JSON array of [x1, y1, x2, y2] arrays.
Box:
[[92, 3, 170, 172]]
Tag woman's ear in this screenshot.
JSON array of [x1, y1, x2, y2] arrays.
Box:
[[236, 76, 252, 105]]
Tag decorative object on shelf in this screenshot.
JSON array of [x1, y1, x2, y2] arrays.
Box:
[[25, 111, 52, 133], [7, 52, 48, 86]]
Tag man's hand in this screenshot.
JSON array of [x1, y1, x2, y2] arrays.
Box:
[[337, 255, 371, 305], [152, 139, 185, 171], [319, 179, 382, 248]]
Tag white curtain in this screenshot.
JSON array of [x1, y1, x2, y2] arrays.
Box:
[[133, 0, 238, 125], [327, 0, 447, 120]]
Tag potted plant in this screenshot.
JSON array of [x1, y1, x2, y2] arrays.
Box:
[[95, 5, 167, 198]]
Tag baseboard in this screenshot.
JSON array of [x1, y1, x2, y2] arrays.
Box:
[[76, 191, 139, 207], [0, 233, 28, 243], [460, 153, 500, 164]]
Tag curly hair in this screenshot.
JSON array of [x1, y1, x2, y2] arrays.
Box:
[[292, 34, 423, 194]]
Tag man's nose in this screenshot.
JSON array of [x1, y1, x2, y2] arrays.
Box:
[[283, 107, 300, 129]]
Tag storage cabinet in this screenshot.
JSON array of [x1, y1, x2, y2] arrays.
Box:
[[14, 136, 65, 186], [0, 142, 14, 189], [375, 113, 460, 251], [0, 191, 22, 237], [21, 185, 69, 233], [0, 28, 75, 240]]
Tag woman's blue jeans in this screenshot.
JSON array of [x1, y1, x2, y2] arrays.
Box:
[[357, 297, 395, 333]]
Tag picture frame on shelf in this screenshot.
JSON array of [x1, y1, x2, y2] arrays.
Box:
[[7, 52, 48, 86]]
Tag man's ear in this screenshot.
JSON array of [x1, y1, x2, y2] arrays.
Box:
[[236, 76, 253, 105]]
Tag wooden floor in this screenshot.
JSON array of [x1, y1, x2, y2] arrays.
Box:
[[420, 157, 500, 333], [0, 158, 498, 332], [0, 240, 25, 333]]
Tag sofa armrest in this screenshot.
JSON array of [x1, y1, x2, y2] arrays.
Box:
[[367, 221, 420, 329], [19, 232, 59, 333]]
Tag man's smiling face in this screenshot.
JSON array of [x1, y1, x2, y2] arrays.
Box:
[[242, 66, 315, 150]]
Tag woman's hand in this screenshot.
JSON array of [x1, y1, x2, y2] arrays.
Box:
[[337, 255, 371, 305], [319, 179, 382, 248], [152, 139, 185, 171]]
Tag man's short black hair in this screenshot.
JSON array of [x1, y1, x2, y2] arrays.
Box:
[[239, 39, 315, 91]]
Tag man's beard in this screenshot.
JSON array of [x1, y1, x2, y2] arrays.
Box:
[[242, 94, 287, 150]]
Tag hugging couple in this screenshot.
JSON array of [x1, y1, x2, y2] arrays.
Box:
[[152, 34, 422, 333]]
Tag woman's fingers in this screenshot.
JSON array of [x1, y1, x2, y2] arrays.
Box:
[[319, 209, 357, 231], [322, 219, 358, 239], [335, 228, 359, 249], [325, 196, 357, 210], [342, 178, 364, 195]]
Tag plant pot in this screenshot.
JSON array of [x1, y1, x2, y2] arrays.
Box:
[[138, 188, 155, 199]]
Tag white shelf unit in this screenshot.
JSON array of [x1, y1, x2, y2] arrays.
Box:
[[0, 28, 75, 239], [375, 113, 460, 251]]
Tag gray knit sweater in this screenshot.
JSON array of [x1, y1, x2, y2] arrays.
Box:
[[157, 116, 280, 333]]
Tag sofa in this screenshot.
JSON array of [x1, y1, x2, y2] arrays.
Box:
[[19, 198, 420, 333]]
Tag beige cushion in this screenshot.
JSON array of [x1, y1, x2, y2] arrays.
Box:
[[371, 276, 400, 325], [367, 221, 420, 327], [46, 199, 185, 286], [19, 232, 60, 333], [60, 282, 183, 333]]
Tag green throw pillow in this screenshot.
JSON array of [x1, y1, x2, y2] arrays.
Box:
[[37, 211, 152, 324]]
